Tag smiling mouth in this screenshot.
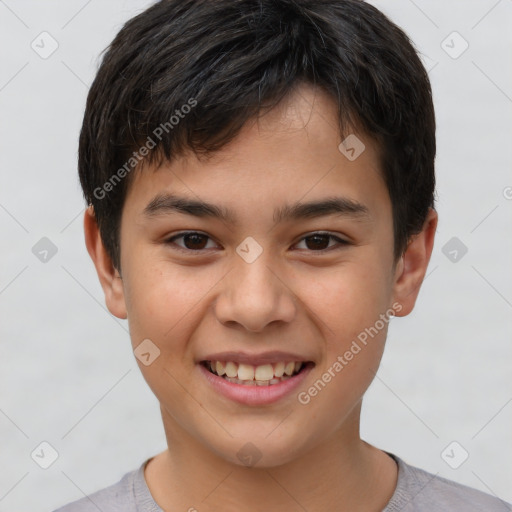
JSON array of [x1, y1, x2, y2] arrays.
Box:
[[201, 360, 313, 386]]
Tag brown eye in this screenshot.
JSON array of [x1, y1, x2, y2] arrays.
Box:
[[304, 234, 331, 250], [294, 233, 348, 252], [182, 233, 209, 250], [167, 232, 217, 251]]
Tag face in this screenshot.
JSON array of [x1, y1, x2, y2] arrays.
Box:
[[88, 84, 435, 468]]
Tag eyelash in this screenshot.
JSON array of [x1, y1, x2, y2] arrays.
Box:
[[165, 231, 349, 254]]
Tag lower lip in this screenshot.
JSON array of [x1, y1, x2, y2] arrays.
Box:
[[198, 363, 314, 406]]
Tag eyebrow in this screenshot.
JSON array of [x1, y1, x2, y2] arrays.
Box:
[[142, 193, 370, 225]]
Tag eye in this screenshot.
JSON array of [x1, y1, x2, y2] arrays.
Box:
[[165, 231, 349, 254], [294, 232, 349, 252], [166, 231, 219, 252]]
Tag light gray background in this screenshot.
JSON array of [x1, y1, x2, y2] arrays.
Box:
[[1, 1, 511, 510]]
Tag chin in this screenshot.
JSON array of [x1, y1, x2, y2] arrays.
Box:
[[208, 429, 312, 469]]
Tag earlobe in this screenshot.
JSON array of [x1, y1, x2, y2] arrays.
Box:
[[392, 208, 438, 316], [83, 206, 128, 319]]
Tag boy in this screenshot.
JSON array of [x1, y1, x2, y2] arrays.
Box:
[[55, 0, 511, 510]]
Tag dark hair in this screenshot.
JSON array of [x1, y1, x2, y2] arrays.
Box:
[[79, 0, 436, 271]]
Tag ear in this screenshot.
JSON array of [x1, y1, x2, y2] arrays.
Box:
[[391, 207, 438, 316], [84, 205, 127, 319]]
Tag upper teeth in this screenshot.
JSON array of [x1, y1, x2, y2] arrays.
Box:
[[209, 361, 303, 381]]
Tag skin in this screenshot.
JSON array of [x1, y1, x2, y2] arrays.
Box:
[[85, 83, 437, 511]]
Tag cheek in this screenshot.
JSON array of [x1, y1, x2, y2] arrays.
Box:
[[310, 261, 392, 407], [295, 260, 392, 404], [295, 261, 390, 342], [123, 260, 186, 343], [123, 256, 224, 348]]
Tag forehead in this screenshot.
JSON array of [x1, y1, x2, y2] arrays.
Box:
[[124, 84, 389, 224]]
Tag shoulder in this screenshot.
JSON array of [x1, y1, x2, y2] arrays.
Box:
[[52, 461, 152, 512], [385, 452, 512, 512]]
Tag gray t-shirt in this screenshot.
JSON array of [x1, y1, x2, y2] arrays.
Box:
[[53, 452, 511, 511]]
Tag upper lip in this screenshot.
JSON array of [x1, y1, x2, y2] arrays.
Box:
[[199, 351, 313, 366]]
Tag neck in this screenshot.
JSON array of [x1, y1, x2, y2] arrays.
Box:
[[144, 403, 398, 512]]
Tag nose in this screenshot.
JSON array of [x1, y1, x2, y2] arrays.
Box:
[[214, 255, 297, 333]]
